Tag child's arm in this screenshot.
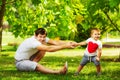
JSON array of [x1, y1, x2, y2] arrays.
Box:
[[96, 48, 102, 61], [76, 41, 87, 46]]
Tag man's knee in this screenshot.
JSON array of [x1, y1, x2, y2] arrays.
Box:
[[31, 51, 46, 62], [39, 51, 46, 55]]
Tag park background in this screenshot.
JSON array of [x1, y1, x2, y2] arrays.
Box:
[[0, 0, 120, 80]]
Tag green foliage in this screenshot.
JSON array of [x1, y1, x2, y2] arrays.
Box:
[[4, 0, 84, 40], [109, 0, 120, 9], [3, 0, 120, 42], [86, 0, 120, 34]]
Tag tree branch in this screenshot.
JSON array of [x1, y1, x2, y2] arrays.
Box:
[[103, 11, 120, 32], [0, 0, 15, 7]]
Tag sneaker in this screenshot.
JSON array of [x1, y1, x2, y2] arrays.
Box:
[[74, 72, 79, 76], [65, 61, 68, 70], [64, 61, 68, 74], [97, 72, 101, 77]]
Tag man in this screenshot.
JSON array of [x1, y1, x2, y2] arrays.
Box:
[[15, 28, 76, 74]]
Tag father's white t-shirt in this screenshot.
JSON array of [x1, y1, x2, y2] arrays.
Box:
[[15, 36, 49, 61]]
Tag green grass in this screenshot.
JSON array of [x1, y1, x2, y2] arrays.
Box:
[[103, 42, 120, 45], [0, 46, 120, 80]]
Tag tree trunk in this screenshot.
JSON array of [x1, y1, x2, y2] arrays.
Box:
[[0, 0, 6, 52], [0, 29, 2, 52]]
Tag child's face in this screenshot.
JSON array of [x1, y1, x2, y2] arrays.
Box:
[[91, 30, 100, 40]]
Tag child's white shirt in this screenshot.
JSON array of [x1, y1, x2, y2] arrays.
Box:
[[84, 38, 102, 56]]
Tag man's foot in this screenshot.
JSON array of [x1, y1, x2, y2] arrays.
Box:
[[60, 61, 68, 75], [74, 72, 79, 76]]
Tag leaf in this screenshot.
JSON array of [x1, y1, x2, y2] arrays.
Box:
[[75, 15, 84, 24], [109, 0, 120, 8], [31, 0, 42, 6]]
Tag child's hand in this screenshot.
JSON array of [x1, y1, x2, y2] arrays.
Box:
[[96, 57, 100, 61]]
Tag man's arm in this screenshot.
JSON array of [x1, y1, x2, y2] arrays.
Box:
[[36, 42, 75, 52], [47, 39, 70, 45]]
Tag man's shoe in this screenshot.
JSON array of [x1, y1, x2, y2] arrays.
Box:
[[64, 61, 68, 74]]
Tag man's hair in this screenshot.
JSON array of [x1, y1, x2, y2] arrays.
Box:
[[90, 28, 100, 35], [35, 28, 47, 36]]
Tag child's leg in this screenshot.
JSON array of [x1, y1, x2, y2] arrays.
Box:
[[96, 65, 101, 76], [74, 65, 84, 76], [74, 55, 88, 75], [96, 65, 101, 73], [77, 65, 84, 72], [92, 56, 101, 74]]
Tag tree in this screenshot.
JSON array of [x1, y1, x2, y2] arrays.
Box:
[[86, 0, 120, 32], [74, 0, 120, 42], [0, 0, 6, 52], [5, 0, 80, 39], [0, 0, 120, 52]]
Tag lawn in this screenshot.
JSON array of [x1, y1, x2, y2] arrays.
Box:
[[0, 46, 120, 80]]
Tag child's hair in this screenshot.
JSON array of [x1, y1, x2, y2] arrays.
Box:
[[90, 28, 100, 35], [35, 28, 47, 36]]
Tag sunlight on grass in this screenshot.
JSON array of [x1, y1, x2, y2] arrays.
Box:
[[45, 48, 120, 57]]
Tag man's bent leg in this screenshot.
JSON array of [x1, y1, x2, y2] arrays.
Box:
[[30, 51, 46, 62], [30, 51, 68, 74]]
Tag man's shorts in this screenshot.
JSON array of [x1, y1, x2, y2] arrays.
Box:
[[15, 60, 38, 71], [80, 55, 100, 66]]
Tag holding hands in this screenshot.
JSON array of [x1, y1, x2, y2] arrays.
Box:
[[65, 41, 79, 49], [68, 41, 86, 48]]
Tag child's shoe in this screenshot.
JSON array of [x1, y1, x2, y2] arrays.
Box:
[[97, 72, 101, 77], [74, 72, 79, 76]]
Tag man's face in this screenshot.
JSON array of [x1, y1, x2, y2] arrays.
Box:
[[91, 30, 100, 40], [35, 34, 46, 43]]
